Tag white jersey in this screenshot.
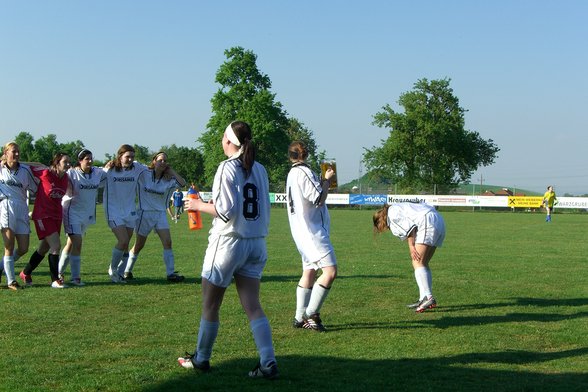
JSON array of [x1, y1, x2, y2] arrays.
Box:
[[387, 202, 442, 242], [0, 162, 38, 206], [62, 166, 107, 226], [103, 162, 147, 221], [210, 156, 269, 238], [136, 169, 181, 212], [286, 163, 334, 263]]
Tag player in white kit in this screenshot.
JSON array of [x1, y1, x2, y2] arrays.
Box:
[[373, 202, 445, 313], [124, 151, 186, 282], [0, 142, 38, 290], [178, 121, 278, 379], [103, 144, 147, 283], [58, 149, 106, 286], [286, 141, 338, 332]]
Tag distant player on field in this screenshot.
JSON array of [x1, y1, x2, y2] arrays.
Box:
[[373, 202, 445, 313], [171, 187, 184, 222], [286, 141, 338, 332], [542, 185, 557, 222]]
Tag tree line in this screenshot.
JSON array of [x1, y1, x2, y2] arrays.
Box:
[[7, 47, 499, 194]]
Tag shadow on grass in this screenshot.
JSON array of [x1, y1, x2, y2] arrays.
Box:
[[142, 348, 588, 392], [441, 297, 588, 313]]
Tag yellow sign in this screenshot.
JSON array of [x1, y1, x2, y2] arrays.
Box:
[[507, 196, 544, 208]]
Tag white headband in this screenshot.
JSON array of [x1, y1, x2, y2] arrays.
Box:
[[225, 123, 241, 147]]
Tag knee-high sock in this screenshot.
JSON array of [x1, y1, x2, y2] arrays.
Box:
[[23, 251, 45, 275], [196, 318, 219, 363], [58, 251, 70, 275], [414, 266, 432, 299], [110, 248, 124, 275], [125, 252, 138, 274], [70, 255, 81, 280], [295, 286, 312, 321], [117, 252, 129, 276], [250, 317, 276, 368], [306, 282, 330, 316], [3, 256, 15, 283], [163, 249, 175, 276], [48, 254, 60, 281]]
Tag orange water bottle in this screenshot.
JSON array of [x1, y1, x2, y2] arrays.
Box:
[[187, 187, 203, 230]]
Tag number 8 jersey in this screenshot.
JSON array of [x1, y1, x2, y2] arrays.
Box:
[[210, 155, 270, 238]]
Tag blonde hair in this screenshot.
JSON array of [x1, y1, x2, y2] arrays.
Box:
[[2, 142, 19, 164], [372, 205, 390, 233]]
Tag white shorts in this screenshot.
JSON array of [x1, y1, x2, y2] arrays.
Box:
[[63, 222, 89, 236], [135, 210, 169, 237], [202, 234, 267, 288], [415, 211, 445, 247], [108, 212, 137, 230], [0, 199, 31, 235], [302, 250, 337, 271]]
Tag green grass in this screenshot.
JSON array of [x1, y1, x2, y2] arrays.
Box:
[[1, 207, 587, 391]]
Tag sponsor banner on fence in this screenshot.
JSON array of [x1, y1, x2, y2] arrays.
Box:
[[349, 194, 388, 205], [556, 197, 588, 209], [507, 196, 543, 208]]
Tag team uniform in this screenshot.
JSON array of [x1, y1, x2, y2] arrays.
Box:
[[31, 167, 69, 239], [543, 189, 557, 222], [124, 169, 182, 277], [286, 162, 336, 268], [103, 162, 147, 229], [387, 202, 445, 313], [63, 166, 107, 235], [387, 202, 445, 247], [103, 162, 147, 280], [202, 155, 270, 287], [0, 162, 38, 287], [172, 190, 184, 220]]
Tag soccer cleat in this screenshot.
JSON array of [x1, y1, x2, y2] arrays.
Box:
[[415, 296, 437, 313], [51, 279, 68, 289], [292, 318, 305, 328], [123, 271, 134, 280], [407, 298, 424, 309], [70, 278, 86, 287], [177, 352, 210, 372], [248, 361, 279, 379], [167, 272, 185, 283], [19, 270, 33, 286], [8, 281, 22, 291], [303, 313, 326, 332], [108, 267, 126, 283]]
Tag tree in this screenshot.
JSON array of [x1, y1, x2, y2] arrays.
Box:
[[161, 144, 204, 188], [132, 144, 153, 164], [199, 47, 292, 190], [13, 132, 36, 161], [364, 78, 499, 193]]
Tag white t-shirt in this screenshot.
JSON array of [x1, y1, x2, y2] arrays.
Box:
[[286, 162, 334, 263], [0, 162, 38, 205], [136, 169, 181, 212], [63, 166, 107, 226], [103, 162, 147, 221], [387, 202, 438, 241], [210, 156, 269, 238]]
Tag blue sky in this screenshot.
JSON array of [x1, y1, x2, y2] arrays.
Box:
[[1, 1, 587, 194]]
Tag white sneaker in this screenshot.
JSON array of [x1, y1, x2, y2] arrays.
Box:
[[108, 266, 123, 283], [70, 278, 86, 287], [51, 279, 68, 289]]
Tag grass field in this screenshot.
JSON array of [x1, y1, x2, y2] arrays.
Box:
[[1, 207, 587, 391]]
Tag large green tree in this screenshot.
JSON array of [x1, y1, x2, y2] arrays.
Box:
[[161, 144, 204, 188], [364, 78, 499, 193], [199, 47, 291, 189]]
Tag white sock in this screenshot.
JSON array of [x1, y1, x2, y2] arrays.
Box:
[[306, 282, 330, 316], [163, 249, 175, 276], [3, 256, 15, 283], [70, 255, 81, 280], [110, 248, 124, 273], [425, 267, 433, 297], [295, 286, 312, 321], [250, 317, 276, 368], [117, 253, 129, 276], [58, 251, 70, 275], [196, 318, 219, 363], [125, 252, 138, 273], [414, 267, 432, 299]]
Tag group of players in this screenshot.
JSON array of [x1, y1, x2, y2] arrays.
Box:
[[1, 121, 447, 379], [0, 143, 187, 291]]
